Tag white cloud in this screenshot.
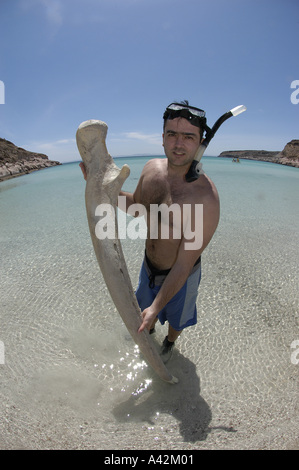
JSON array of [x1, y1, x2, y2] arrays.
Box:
[[113, 132, 162, 145], [22, 131, 163, 164], [107, 131, 163, 157], [23, 138, 77, 163], [20, 0, 63, 26], [31, 138, 76, 150], [42, 0, 63, 26]]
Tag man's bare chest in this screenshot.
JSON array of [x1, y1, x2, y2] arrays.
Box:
[[140, 177, 195, 211]]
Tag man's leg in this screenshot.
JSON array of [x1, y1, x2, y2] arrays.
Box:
[[160, 324, 182, 363], [167, 324, 182, 342]]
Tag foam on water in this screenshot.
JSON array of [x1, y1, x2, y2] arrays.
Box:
[[0, 158, 298, 449]]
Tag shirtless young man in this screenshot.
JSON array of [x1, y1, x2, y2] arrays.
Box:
[[80, 102, 220, 362]]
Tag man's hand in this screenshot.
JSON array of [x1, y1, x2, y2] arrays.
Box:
[[138, 306, 158, 334], [79, 162, 87, 180]]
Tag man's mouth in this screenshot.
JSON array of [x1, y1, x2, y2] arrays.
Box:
[[173, 151, 185, 156]]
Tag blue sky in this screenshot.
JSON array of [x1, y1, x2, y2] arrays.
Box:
[[0, 0, 298, 163]]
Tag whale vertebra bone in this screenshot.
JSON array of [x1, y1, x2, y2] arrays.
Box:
[[76, 120, 178, 384]]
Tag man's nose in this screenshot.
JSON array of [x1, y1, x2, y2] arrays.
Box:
[[174, 134, 185, 146]]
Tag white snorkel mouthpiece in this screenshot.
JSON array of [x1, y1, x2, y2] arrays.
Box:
[[230, 105, 247, 117]]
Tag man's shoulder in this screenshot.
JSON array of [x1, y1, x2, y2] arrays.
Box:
[[193, 173, 219, 203], [141, 158, 166, 176], [143, 157, 166, 168]]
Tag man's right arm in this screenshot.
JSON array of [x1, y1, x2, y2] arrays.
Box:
[[80, 161, 142, 214], [118, 164, 145, 213], [118, 190, 135, 212]]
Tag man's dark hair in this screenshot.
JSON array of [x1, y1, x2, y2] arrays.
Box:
[[163, 100, 205, 140]]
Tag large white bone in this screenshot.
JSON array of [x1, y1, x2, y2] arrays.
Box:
[[76, 120, 178, 384]]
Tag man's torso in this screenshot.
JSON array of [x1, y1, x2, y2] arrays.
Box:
[[134, 158, 218, 270]]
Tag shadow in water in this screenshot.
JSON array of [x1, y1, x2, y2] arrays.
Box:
[[113, 349, 212, 443]]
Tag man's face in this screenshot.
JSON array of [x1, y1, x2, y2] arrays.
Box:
[[162, 117, 201, 169]]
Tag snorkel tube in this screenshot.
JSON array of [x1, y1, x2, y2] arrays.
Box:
[[185, 105, 247, 182]]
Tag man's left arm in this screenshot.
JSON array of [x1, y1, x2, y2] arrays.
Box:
[[138, 192, 220, 333]]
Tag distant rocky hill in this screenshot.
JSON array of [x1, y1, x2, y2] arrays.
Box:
[[219, 140, 299, 168], [0, 138, 61, 181], [276, 140, 299, 167]]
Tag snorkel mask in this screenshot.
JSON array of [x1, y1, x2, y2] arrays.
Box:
[[163, 102, 208, 136], [163, 101, 246, 182]]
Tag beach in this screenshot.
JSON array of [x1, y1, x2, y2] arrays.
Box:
[[0, 157, 298, 450]]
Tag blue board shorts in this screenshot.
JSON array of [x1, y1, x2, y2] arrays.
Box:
[[135, 253, 201, 331]]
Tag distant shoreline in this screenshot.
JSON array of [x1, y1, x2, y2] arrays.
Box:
[[0, 164, 61, 183], [0, 137, 61, 183], [218, 152, 299, 168], [1, 145, 298, 184], [218, 140, 299, 168]]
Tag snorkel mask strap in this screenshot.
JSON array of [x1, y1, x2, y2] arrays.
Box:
[[163, 102, 207, 134]]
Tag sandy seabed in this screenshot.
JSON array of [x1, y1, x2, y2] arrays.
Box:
[[0, 234, 298, 451], [0, 161, 298, 450]]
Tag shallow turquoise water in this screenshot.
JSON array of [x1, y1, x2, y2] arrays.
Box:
[[0, 157, 298, 449]]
